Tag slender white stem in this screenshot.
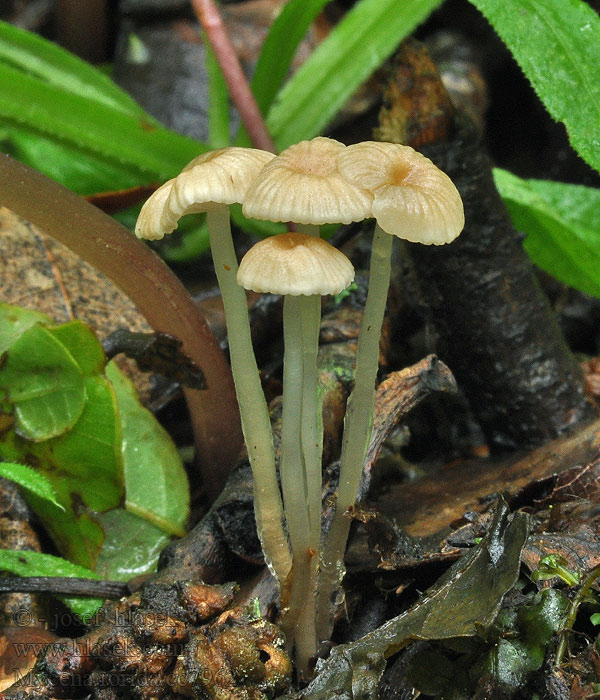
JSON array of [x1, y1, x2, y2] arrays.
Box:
[[316, 224, 393, 642], [207, 206, 291, 587], [296, 222, 323, 554], [280, 295, 312, 639]]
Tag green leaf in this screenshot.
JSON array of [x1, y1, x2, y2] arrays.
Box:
[[1, 128, 150, 195], [297, 500, 529, 700], [205, 40, 231, 149], [236, 0, 330, 147], [49, 320, 106, 376], [0, 61, 205, 182], [0, 548, 103, 619], [0, 20, 144, 116], [0, 323, 86, 440], [0, 375, 123, 568], [0, 302, 50, 354], [266, 0, 443, 149], [468, 0, 600, 174], [106, 361, 189, 538], [0, 461, 63, 509], [494, 168, 600, 298], [95, 509, 171, 581]]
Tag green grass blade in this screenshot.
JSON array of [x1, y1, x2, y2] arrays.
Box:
[[205, 39, 231, 148], [266, 0, 443, 149], [0, 19, 144, 116], [468, 0, 600, 174], [236, 0, 330, 147], [254, 0, 331, 114], [0, 62, 206, 180]]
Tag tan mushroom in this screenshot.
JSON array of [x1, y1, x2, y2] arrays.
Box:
[[242, 136, 373, 228], [238, 232, 354, 675], [135, 147, 293, 591], [316, 141, 465, 641]]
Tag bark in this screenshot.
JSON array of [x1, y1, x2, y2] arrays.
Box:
[[377, 40, 594, 450]]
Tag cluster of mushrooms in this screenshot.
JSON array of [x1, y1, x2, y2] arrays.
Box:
[[135, 137, 464, 677]]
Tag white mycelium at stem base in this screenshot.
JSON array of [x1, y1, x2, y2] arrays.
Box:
[[315, 141, 465, 642], [134, 147, 295, 590], [237, 232, 355, 675]]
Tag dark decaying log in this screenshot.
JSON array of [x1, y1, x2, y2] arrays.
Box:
[[377, 40, 594, 450]]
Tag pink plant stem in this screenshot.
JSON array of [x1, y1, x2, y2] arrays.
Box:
[[191, 0, 276, 153]]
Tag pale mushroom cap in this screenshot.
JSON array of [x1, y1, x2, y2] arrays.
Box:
[[337, 141, 464, 245], [135, 178, 176, 240], [237, 233, 355, 296], [242, 137, 373, 225], [134, 147, 275, 240]]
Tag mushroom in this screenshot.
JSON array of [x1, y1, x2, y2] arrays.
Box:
[[134, 147, 294, 589], [237, 231, 355, 673], [316, 141, 465, 640], [241, 137, 370, 672]]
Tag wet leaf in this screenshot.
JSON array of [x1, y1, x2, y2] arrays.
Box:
[[95, 509, 171, 581], [494, 170, 600, 298], [0, 302, 49, 354], [49, 320, 106, 376], [538, 455, 600, 507], [471, 0, 600, 174], [0, 374, 123, 568], [296, 500, 528, 699], [105, 361, 189, 538], [523, 502, 600, 578], [0, 323, 86, 440], [0, 549, 103, 619]]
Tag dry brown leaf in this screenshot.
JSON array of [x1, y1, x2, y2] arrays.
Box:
[[0, 206, 152, 399]]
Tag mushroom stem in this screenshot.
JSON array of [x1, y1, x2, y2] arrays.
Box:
[[207, 206, 291, 587], [279, 293, 318, 671], [317, 224, 393, 642], [295, 223, 323, 555]]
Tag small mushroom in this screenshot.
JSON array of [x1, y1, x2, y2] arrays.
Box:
[[242, 137, 370, 674], [135, 147, 293, 590], [237, 232, 354, 674], [316, 141, 464, 641]]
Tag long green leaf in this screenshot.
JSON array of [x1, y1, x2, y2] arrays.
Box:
[[1, 128, 150, 195], [494, 168, 600, 298], [0, 62, 205, 180], [0, 19, 144, 116], [205, 39, 231, 148], [234, 0, 330, 149], [266, 0, 443, 149], [468, 0, 600, 175]]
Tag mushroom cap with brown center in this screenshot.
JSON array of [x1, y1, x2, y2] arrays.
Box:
[[337, 141, 464, 245], [135, 147, 275, 240], [242, 137, 373, 225], [237, 233, 355, 296]]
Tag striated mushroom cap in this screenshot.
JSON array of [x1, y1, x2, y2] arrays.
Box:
[[242, 137, 373, 225], [337, 141, 464, 245], [135, 147, 275, 240], [237, 233, 355, 296]]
